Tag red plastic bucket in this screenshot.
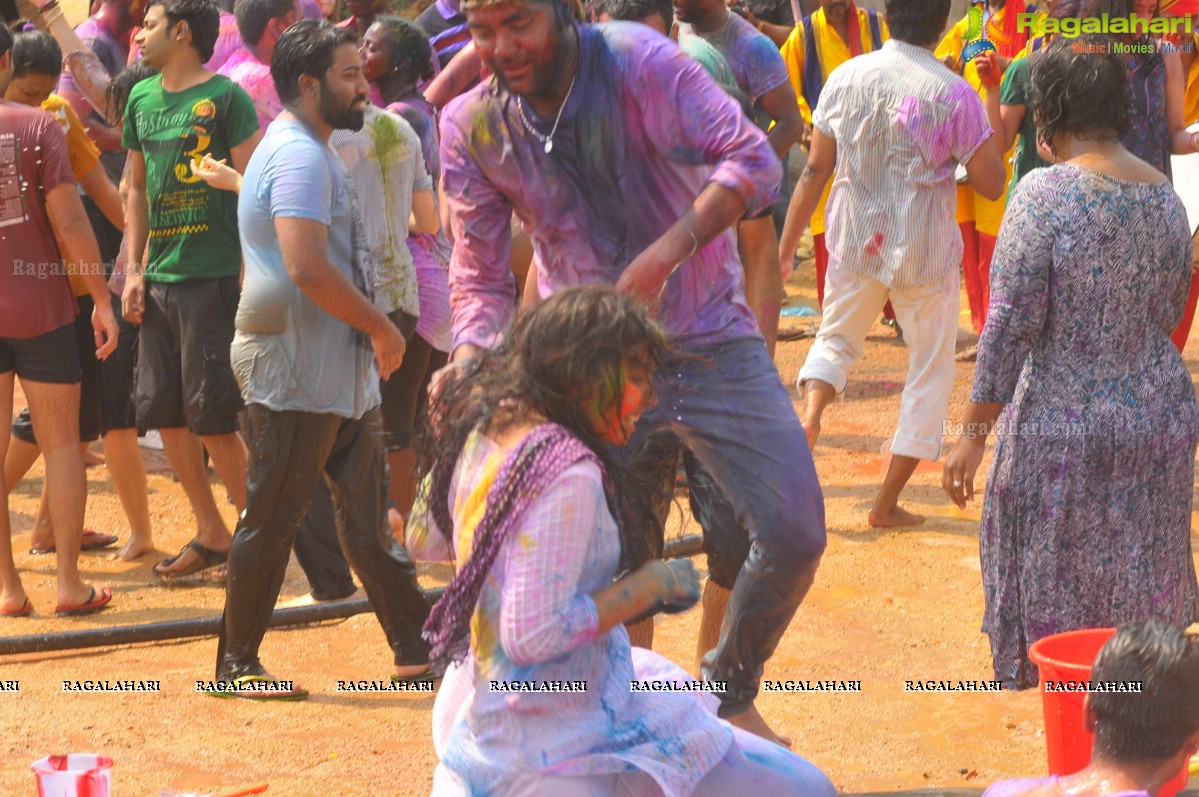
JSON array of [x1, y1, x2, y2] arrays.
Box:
[[30, 754, 112, 797], [1028, 628, 1188, 797]]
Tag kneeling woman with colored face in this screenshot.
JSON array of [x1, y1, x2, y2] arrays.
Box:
[[410, 285, 836, 797]]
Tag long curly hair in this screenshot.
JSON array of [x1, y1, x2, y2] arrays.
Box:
[[418, 285, 670, 566], [415, 287, 671, 665]]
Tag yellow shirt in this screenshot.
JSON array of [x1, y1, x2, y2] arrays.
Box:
[[781, 8, 888, 236], [936, 10, 1016, 236], [1185, 32, 1199, 126], [41, 94, 102, 296]]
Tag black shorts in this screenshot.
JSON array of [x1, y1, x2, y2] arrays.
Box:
[[99, 293, 139, 432], [0, 321, 81, 385], [135, 276, 243, 436], [11, 296, 102, 444], [378, 310, 418, 452]]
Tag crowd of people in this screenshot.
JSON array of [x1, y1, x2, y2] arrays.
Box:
[[3, 0, 1199, 791]]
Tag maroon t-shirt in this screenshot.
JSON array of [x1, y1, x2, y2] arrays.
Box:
[[0, 99, 77, 339]]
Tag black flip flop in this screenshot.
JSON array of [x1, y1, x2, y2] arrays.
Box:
[[155, 541, 228, 579]]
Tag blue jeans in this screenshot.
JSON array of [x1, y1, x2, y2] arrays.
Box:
[[621, 336, 825, 716]]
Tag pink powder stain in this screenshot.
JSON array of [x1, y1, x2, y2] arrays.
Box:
[[864, 231, 885, 257]]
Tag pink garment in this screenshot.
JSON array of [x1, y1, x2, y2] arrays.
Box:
[[207, 11, 243, 71], [217, 48, 282, 131]]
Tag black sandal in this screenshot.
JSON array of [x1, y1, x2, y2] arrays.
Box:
[[154, 540, 228, 579]]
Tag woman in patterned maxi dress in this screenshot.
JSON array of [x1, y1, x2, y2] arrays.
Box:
[[944, 37, 1199, 689]]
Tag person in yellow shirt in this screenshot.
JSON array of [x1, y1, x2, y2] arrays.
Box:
[[780, 0, 886, 308], [936, 0, 1032, 358]]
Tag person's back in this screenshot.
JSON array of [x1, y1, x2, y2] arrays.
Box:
[[987, 165, 1190, 395], [0, 99, 77, 339], [329, 104, 423, 321], [814, 40, 990, 288]]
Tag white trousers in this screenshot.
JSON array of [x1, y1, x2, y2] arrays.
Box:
[[798, 263, 960, 461]]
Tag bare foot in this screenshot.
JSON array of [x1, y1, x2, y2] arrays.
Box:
[[0, 590, 31, 616], [83, 448, 105, 467], [725, 704, 793, 748], [277, 588, 361, 608], [868, 505, 926, 528], [112, 538, 156, 562]]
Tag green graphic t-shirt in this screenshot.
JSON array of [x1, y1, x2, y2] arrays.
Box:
[[122, 73, 259, 282]]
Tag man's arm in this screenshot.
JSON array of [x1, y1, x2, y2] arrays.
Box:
[[276, 217, 406, 379], [45, 184, 118, 358], [122, 150, 149, 323], [410, 190, 440, 235], [759, 81, 804, 158], [229, 130, 263, 174], [777, 125, 834, 269], [440, 102, 520, 359], [618, 42, 781, 303], [963, 136, 1005, 201]]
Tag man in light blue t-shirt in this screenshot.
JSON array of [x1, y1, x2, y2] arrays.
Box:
[[213, 19, 433, 697]]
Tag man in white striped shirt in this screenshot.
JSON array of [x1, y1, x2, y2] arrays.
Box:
[[780, 0, 1005, 528]]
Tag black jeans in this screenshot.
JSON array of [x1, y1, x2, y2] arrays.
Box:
[[216, 404, 431, 680]]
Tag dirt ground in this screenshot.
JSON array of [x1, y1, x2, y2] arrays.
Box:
[[2, 256, 1196, 797]]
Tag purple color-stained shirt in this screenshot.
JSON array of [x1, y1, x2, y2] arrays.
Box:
[[218, 48, 282, 131], [439, 21, 780, 351], [677, 12, 789, 105], [207, 11, 243, 71]]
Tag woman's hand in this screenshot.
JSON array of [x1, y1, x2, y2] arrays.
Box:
[[942, 436, 986, 509], [648, 559, 702, 614], [191, 154, 243, 194]]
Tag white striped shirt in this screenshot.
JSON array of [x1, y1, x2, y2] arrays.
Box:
[[813, 39, 993, 288]]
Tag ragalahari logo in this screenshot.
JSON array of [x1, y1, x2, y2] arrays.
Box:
[[962, 4, 1016, 62]]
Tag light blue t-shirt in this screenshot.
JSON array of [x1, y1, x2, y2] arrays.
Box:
[[231, 117, 380, 419]]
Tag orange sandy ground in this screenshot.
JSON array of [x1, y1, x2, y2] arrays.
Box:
[[2, 259, 1197, 797]]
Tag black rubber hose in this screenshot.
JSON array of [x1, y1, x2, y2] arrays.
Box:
[[0, 534, 705, 656]]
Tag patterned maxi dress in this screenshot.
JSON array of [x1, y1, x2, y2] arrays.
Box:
[[971, 164, 1199, 689]]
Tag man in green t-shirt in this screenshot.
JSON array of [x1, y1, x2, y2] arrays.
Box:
[[122, 0, 261, 579]]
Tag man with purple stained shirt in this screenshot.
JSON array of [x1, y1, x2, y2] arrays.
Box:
[[440, 1, 824, 746], [217, 0, 299, 129]]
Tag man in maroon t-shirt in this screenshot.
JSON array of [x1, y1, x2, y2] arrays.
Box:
[[0, 24, 119, 618]]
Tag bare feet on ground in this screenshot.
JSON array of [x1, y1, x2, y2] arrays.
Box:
[[0, 589, 30, 615], [725, 704, 793, 748], [868, 505, 926, 528], [113, 538, 157, 561]]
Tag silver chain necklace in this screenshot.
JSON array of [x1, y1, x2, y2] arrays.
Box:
[[517, 60, 578, 154]]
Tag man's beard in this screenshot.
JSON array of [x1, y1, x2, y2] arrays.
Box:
[[319, 85, 366, 131]]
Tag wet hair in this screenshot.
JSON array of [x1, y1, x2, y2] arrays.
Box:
[[1028, 34, 1130, 156], [271, 18, 358, 106], [461, 0, 580, 24], [1090, 620, 1199, 763], [417, 285, 672, 580], [368, 16, 434, 84], [11, 30, 60, 78], [105, 61, 159, 125], [147, 0, 222, 62], [0, 23, 11, 62], [597, 0, 671, 29], [234, 0, 295, 44], [884, 0, 951, 46]]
